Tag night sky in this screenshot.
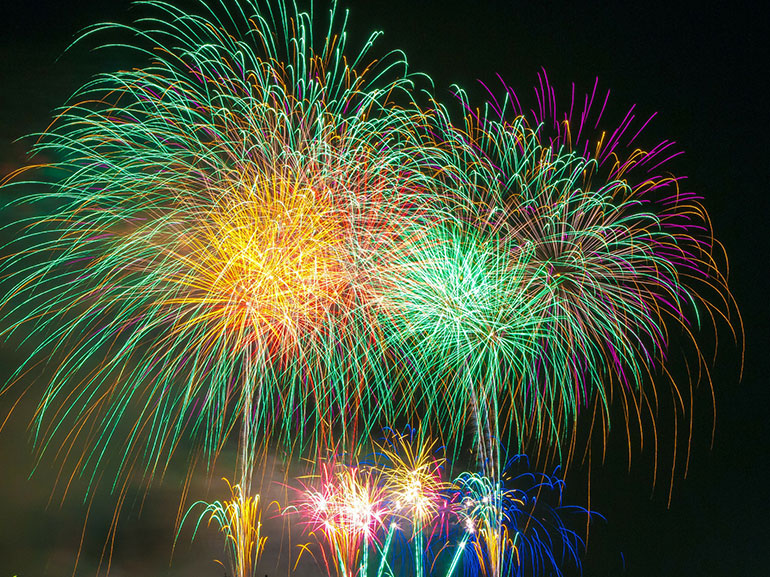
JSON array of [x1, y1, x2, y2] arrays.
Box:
[[1, 1, 768, 576]]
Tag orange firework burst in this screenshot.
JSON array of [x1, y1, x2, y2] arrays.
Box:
[[162, 169, 351, 359], [378, 430, 447, 528], [0, 0, 440, 508]]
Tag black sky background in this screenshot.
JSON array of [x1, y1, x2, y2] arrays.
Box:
[[1, 1, 768, 576]]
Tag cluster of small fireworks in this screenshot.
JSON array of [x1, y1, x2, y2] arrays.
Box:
[[0, 0, 739, 576], [256, 429, 589, 577]]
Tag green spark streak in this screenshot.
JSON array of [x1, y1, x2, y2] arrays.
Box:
[[445, 535, 469, 577], [375, 523, 397, 577]]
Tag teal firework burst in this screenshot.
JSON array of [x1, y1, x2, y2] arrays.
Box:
[[425, 78, 740, 472], [373, 219, 557, 467]]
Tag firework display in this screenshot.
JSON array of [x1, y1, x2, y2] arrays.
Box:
[[0, 0, 738, 576]]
